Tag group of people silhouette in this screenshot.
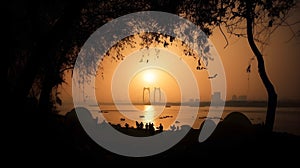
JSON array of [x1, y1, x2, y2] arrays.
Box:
[[127, 121, 163, 135]]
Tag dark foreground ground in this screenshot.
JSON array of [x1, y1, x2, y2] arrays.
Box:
[[11, 109, 300, 167]]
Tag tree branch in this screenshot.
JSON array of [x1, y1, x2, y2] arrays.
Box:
[[219, 25, 229, 48]]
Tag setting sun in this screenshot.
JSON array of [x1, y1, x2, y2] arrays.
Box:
[[143, 70, 156, 83], [127, 67, 182, 104]]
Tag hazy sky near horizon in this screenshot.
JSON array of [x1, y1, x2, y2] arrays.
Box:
[[59, 6, 300, 107], [210, 6, 300, 101]]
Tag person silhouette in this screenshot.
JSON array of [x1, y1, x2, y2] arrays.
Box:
[[125, 123, 129, 129], [149, 123, 155, 135], [145, 123, 149, 132], [159, 123, 163, 133], [170, 124, 176, 131], [136, 121, 140, 129], [140, 122, 144, 129]]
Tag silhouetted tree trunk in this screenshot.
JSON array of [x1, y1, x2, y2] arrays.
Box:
[[37, 0, 88, 113], [246, 1, 277, 132], [9, 0, 88, 114]]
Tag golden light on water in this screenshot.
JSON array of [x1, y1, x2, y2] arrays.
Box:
[[142, 105, 156, 123]]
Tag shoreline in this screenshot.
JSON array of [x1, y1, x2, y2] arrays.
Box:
[[17, 110, 300, 166], [93, 100, 300, 107], [57, 105, 300, 136]]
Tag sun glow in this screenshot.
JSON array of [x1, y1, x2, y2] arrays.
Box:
[[143, 70, 156, 83]]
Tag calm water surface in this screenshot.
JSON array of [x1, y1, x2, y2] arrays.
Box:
[[60, 104, 300, 136]]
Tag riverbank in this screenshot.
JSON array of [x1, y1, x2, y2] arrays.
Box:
[[13, 109, 300, 166]]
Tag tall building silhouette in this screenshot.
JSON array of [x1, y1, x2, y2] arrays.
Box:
[[143, 87, 150, 104]]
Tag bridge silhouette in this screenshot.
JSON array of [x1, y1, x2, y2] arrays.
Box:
[[143, 87, 162, 105]]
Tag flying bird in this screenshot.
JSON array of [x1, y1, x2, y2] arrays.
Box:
[[246, 65, 251, 73], [208, 73, 218, 79]]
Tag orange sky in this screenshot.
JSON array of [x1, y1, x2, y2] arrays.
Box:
[[91, 33, 211, 104], [58, 7, 300, 111], [210, 8, 300, 101]]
